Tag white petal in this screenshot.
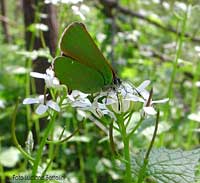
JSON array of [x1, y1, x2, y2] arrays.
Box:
[[35, 23, 48, 31], [47, 100, 60, 112], [111, 100, 130, 114], [136, 80, 151, 92], [143, 106, 157, 115], [38, 95, 45, 103], [123, 82, 134, 90], [140, 90, 150, 100], [0, 147, 20, 168], [152, 98, 169, 104], [188, 113, 200, 122], [102, 110, 116, 120], [45, 76, 56, 88], [23, 98, 39, 104], [103, 98, 117, 105], [68, 90, 89, 102], [97, 102, 107, 110], [107, 90, 117, 98], [67, 94, 75, 102], [52, 77, 60, 85], [89, 103, 112, 119], [30, 72, 46, 79], [61, 98, 68, 105], [195, 81, 200, 87], [91, 107, 104, 118], [71, 90, 88, 98], [111, 102, 121, 114], [77, 109, 87, 119], [125, 94, 144, 102], [46, 68, 54, 77], [0, 100, 5, 108], [72, 98, 91, 108], [98, 91, 110, 98], [120, 82, 134, 95], [122, 100, 130, 112], [36, 104, 48, 115]]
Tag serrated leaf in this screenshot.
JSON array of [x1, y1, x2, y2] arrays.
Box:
[[131, 148, 200, 183]]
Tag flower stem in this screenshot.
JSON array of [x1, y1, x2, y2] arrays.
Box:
[[117, 114, 132, 183], [74, 118, 86, 183], [187, 60, 200, 146], [31, 113, 56, 181], [11, 99, 35, 163], [137, 111, 160, 183], [0, 155, 5, 183], [123, 134, 132, 183], [161, 3, 189, 146], [145, 111, 159, 160], [41, 126, 66, 177]]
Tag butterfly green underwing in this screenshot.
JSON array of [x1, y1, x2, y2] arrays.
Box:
[[54, 22, 120, 93]]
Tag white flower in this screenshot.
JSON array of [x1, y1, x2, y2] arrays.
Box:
[[30, 67, 60, 88], [67, 90, 116, 119], [195, 81, 200, 87], [23, 95, 60, 115], [45, 0, 83, 4], [66, 90, 91, 108], [91, 96, 116, 119], [71, 4, 90, 20], [102, 82, 143, 114], [188, 112, 200, 123], [34, 23, 48, 31], [0, 100, 5, 108], [101, 80, 168, 115], [62, 80, 168, 118], [136, 80, 169, 115]]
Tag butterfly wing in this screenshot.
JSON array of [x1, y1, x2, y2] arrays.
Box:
[[60, 22, 113, 86], [54, 56, 105, 93]]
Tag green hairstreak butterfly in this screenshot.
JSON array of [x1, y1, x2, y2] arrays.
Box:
[[54, 22, 120, 93]]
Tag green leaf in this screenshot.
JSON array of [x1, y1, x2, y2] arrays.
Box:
[[131, 148, 200, 183]]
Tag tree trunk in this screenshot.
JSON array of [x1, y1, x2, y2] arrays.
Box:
[[0, 0, 11, 43], [22, 0, 58, 134], [22, 0, 58, 94]]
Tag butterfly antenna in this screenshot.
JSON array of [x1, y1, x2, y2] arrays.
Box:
[[126, 81, 146, 100]]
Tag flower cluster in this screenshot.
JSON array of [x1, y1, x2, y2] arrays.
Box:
[[23, 68, 60, 115], [23, 67, 168, 118]]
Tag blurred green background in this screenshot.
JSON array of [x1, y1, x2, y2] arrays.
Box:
[[0, 0, 200, 182]]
